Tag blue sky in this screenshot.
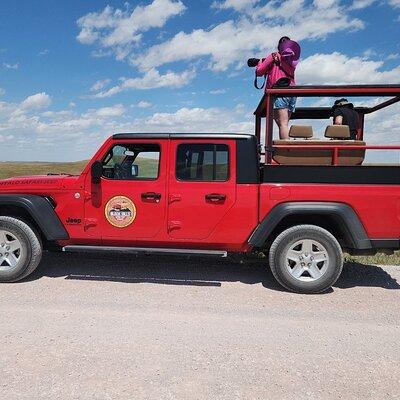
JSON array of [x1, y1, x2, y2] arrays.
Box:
[[0, 0, 399, 161]]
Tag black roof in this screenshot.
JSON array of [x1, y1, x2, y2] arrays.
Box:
[[113, 133, 253, 140]]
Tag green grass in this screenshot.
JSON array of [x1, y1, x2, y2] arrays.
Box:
[[130, 157, 159, 179], [345, 252, 400, 266], [0, 161, 88, 179], [0, 157, 158, 180]]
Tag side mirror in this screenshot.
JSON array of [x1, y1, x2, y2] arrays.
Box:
[[131, 164, 139, 177], [91, 161, 103, 184]]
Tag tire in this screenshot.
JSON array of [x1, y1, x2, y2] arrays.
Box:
[[0, 216, 43, 282], [269, 224, 343, 294]]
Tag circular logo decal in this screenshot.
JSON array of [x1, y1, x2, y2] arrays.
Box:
[[105, 196, 136, 228]]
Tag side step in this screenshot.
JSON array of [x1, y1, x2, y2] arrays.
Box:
[[62, 245, 228, 258]]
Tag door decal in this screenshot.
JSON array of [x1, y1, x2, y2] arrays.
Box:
[[105, 196, 137, 228]]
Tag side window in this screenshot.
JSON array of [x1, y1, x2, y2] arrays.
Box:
[[176, 143, 229, 181], [102, 143, 160, 180]]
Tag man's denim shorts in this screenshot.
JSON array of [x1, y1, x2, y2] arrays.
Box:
[[274, 96, 297, 113]]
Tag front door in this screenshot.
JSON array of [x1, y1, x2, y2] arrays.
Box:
[[168, 140, 236, 240], [85, 140, 167, 242]]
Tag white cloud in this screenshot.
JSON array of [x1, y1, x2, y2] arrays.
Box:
[[0, 134, 14, 143], [0, 97, 124, 143], [77, 0, 364, 75], [20, 93, 52, 110], [362, 48, 377, 59], [212, 0, 259, 11], [210, 89, 227, 94], [0, 88, 5, 96], [132, 2, 364, 72], [92, 104, 125, 117], [0, 91, 253, 161], [137, 101, 152, 108], [90, 78, 111, 92], [77, 0, 186, 60], [144, 106, 252, 132], [1, 90, 399, 163], [3, 62, 19, 70], [92, 68, 195, 97], [297, 52, 400, 84], [351, 0, 400, 9], [350, 0, 376, 10], [38, 49, 50, 56], [387, 53, 399, 60]]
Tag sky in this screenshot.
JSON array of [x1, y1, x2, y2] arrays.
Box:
[[0, 0, 399, 161]]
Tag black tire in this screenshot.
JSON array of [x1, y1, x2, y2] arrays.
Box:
[[0, 216, 42, 282], [269, 224, 343, 294]]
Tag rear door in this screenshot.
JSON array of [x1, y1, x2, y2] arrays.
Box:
[[168, 139, 236, 240]]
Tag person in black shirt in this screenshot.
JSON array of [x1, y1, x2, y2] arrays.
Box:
[[332, 98, 359, 139]]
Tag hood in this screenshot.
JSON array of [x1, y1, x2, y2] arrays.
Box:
[[0, 175, 67, 191]]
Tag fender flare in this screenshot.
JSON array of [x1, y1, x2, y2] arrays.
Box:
[[0, 194, 69, 240], [248, 202, 371, 250]]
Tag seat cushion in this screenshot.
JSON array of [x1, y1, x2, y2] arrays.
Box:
[[272, 140, 366, 165], [289, 125, 313, 138], [325, 125, 350, 139]]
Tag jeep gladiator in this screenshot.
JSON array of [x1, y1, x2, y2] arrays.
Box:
[[0, 84, 399, 293]]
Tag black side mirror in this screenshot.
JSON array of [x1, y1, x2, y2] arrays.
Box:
[[91, 161, 103, 184]]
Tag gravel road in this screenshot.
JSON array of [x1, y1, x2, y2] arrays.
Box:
[[1, 252, 399, 400]]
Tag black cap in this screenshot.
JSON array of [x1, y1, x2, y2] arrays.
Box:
[[333, 98, 354, 109]]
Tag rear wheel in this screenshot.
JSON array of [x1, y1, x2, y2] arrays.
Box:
[[269, 225, 343, 293], [0, 217, 42, 282]]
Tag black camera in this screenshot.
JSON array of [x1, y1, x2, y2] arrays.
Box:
[[247, 58, 265, 67]]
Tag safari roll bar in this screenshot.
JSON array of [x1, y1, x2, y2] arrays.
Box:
[[253, 85, 400, 165]]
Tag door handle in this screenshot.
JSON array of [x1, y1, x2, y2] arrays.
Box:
[[141, 192, 161, 202], [205, 193, 226, 202]]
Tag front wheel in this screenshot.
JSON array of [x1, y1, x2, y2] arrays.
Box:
[[0, 217, 43, 282], [269, 225, 343, 294]]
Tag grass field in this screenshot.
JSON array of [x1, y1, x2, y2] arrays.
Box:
[[0, 157, 159, 180], [345, 252, 400, 266], [0, 160, 88, 179], [0, 160, 398, 265]]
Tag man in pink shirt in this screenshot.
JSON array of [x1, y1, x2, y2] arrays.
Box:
[[256, 37, 300, 139]]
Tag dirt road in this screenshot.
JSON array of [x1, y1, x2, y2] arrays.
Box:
[[1, 253, 399, 399]]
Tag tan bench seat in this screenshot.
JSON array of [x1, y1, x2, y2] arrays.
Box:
[[272, 125, 366, 166], [273, 139, 366, 165]]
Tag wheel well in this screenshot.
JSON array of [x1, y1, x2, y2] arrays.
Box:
[[0, 205, 49, 248], [264, 214, 350, 250]]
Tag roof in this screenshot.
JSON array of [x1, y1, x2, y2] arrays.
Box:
[[254, 85, 400, 118], [113, 133, 253, 140]]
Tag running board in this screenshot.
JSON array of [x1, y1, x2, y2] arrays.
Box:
[[62, 245, 228, 258]]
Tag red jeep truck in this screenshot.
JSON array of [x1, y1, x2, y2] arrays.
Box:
[[0, 85, 399, 293]]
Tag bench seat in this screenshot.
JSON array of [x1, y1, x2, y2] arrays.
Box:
[[273, 140, 366, 165]]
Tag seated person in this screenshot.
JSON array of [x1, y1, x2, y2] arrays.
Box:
[[332, 98, 358, 139]]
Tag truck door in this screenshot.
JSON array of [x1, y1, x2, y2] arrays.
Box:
[[168, 140, 236, 240], [85, 140, 167, 241]]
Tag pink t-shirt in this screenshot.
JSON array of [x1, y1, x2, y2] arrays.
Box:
[[256, 52, 296, 89]]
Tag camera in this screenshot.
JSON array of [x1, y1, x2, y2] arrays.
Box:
[[247, 58, 265, 67]]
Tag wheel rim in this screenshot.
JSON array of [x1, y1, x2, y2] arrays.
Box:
[[285, 239, 329, 282], [0, 229, 23, 272]]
